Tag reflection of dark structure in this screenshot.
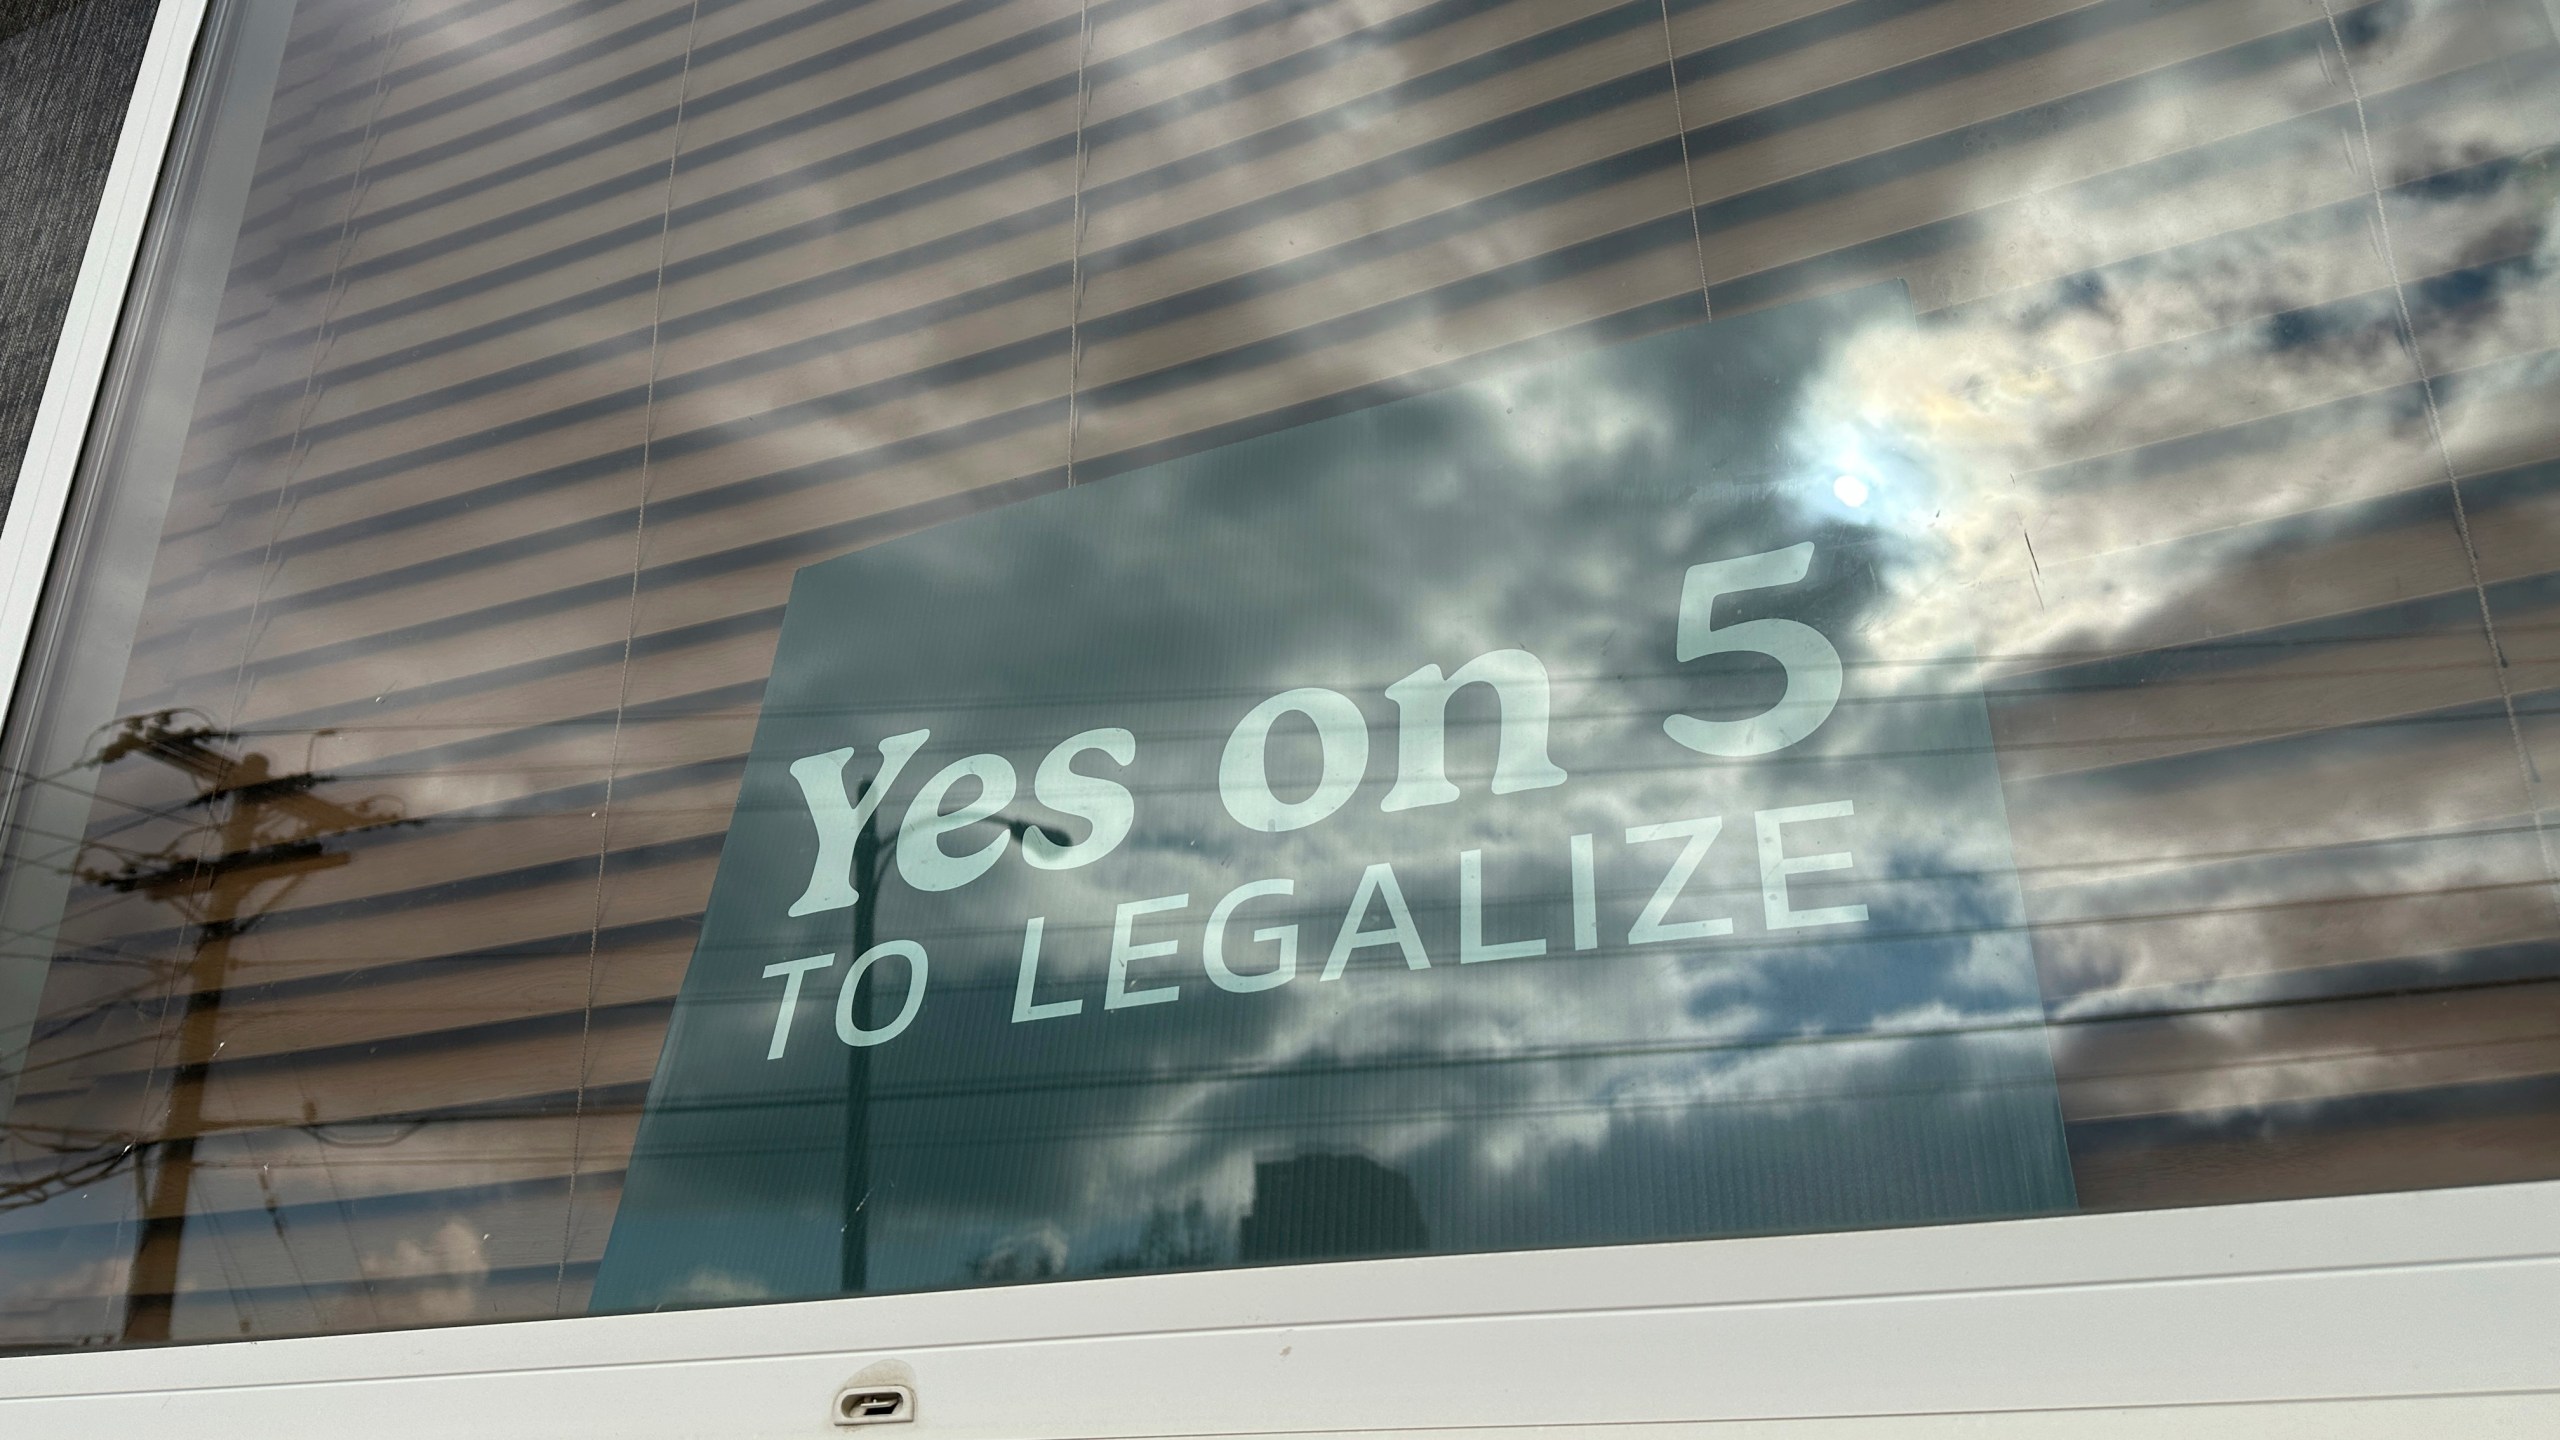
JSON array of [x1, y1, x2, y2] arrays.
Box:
[[1236, 1152, 1429, 1264], [61, 711, 409, 1342]]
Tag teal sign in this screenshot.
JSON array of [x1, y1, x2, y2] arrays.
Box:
[[594, 288, 2075, 1310]]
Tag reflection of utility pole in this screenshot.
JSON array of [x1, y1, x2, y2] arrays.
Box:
[[73, 711, 406, 1343], [840, 786, 880, 1294], [839, 786, 1059, 1294]]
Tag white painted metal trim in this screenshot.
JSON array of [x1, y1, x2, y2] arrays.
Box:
[[2, 1179, 2553, 1437], [0, 0, 213, 729]]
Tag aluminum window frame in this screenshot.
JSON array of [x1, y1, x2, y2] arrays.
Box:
[[0, 5, 2553, 1432]]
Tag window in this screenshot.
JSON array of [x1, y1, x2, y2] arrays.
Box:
[[2, 0, 2556, 1351]]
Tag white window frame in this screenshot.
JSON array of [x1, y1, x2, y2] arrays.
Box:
[[0, 1181, 2554, 1436], [0, 0, 209, 726], [0, 6, 2553, 1433]]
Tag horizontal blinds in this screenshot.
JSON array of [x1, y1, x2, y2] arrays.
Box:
[[5, 0, 2557, 1343]]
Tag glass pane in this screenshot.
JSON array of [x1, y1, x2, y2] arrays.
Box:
[[2, 0, 2555, 1351]]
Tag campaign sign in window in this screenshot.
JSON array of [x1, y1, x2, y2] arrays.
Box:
[[593, 287, 2075, 1309]]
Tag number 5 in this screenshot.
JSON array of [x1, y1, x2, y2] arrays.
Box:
[[1663, 541, 1843, 757]]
